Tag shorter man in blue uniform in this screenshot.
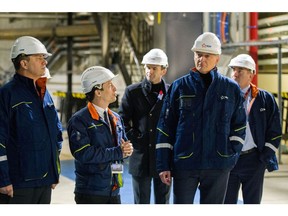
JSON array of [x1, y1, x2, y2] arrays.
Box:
[[67, 66, 133, 204], [224, 54, 282, 204]]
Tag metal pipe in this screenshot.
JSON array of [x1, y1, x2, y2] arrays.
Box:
[[65, 13, 73, 126], [0, 24, 98, 39], [222, 39, 288, 48], [0, 13, 66, 19], [249, 12, 258, 86], [278, 44, 283, 164]]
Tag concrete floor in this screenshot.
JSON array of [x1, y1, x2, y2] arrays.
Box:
[[51, 132, 288, 204]]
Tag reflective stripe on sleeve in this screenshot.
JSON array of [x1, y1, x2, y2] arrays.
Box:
[[265, 142, 278, 153], [229, 136, 245, 145], [155, 143, 173, 150], [0, 155, 7, 162]]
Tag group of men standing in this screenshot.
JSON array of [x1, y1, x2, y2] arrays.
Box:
[[0, 32, 282, 204]]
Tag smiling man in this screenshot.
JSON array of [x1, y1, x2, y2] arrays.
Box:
[[67, 66, 133, 204]]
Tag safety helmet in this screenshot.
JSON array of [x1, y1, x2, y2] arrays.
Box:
[[81, 66, 117, 94], [10, 36, 52, 59], [141, 48, 168, 67], [191, 32, 221, 55], [228, 54, 256, 73], [41, 68, 52, 79]]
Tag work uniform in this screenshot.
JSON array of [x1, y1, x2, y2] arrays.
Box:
[[0, 73, 62, 204], [224, 83, 282, 204], [156, 67, 247, 204], [119, 77, 171, 204], [68, 102, 127, 204]]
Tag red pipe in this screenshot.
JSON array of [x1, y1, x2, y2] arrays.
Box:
[[221, 12, 227, 43], [249, 12, 258, 86]]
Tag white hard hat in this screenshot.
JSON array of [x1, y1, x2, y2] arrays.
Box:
[[41, 68, 52, 79], [141, 48, 168, 67], [10, 36, 52, 59], [191, 32, 221, 55], [81, 66, 117, 94], [228, 54, 256, 73]]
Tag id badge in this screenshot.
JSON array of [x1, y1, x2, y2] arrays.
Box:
[[111, 163, 124, 174]]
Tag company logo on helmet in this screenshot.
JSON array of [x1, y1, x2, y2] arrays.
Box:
[[201, 43, 212, 48]]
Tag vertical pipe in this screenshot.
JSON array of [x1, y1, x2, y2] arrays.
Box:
[[203, 12, 210, 32], [278, 44, 283, 164], [225, 13, 229, 43], [216, 12, 221, 39], [65, 12, 73, 126], [249, 12, 258, 86], [102, 13, 109, 68]]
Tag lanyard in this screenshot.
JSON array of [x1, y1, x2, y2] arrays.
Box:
[[243, 87, 255, 115]]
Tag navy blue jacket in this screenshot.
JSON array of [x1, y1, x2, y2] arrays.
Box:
[[0, 73, 62, 188], [156, 68, 247, 175], [67, 102, 127, 196], [248, 84, 282, 171]]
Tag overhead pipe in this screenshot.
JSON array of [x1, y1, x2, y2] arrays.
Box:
[[0, 24, 98, 40], [249, 12, 258, 86]]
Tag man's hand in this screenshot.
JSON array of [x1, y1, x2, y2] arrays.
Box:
[[121, 139, 133, 158], [159, 171, 171, 186], [0, 184, 13, 197]]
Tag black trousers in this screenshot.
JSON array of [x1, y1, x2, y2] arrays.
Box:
[[0, 186, 52, 204], [173, 169, 230, 204], [224, 151, 266, 204], [75, 193, 121, 204], [132, 175, 171, 204]]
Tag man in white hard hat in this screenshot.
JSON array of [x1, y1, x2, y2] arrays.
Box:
[[224, 54, 282, 204], [156, 32, 247, 204], [119, 48, 171, 204], [67, 66, 133, 204], [0, 36, 63, 204]]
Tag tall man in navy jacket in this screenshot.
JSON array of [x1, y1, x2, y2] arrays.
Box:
[[224, 54, 282, 204], [0, 36, 63, 204], [156, 32, 247, 204]]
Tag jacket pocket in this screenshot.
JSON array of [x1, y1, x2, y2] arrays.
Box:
[[216, 122, 235, 157]]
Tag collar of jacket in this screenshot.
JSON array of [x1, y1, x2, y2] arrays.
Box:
[[142, 77, 167, 95], [87, 102, 118, 125], [14, 73, 36, 89], [190, 67, 218, 80], [249, 82, 259, 98], [142, 77, 153, 95]]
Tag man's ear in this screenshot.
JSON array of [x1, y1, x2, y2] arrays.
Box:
[[95, 89, 101, 97], [20, 59, 29, 69]]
